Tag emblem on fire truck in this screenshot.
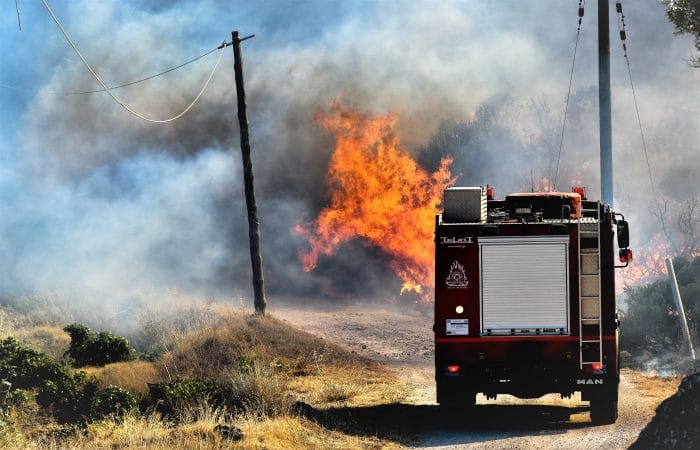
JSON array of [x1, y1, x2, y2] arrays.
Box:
[[446, 261, 469, 287]]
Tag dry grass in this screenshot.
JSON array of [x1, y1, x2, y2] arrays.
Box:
[[156, 310, 362, 380], [0, 308, 17, 337], [82, 360, 161, 395], [0, 414, 396, 449], [11, 326, 71, 362], [623, 367, 683, 398], [2, 307, 409, 449], [289, 365, 411, 407], [238, 416, 395, 450]]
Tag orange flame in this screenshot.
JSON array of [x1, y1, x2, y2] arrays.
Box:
[[295, 102, 455, 298], [617, 233, 700, 292]]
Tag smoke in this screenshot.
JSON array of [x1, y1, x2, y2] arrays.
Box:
[[0, 0, 697, 311]]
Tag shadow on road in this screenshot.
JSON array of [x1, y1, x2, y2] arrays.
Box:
[[301, 402, 591, 446]]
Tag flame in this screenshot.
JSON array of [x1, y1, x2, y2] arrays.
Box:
[[533, 177, 554, 192], [295, 102, 455, 298], [617, 233, 700, 293], [619, 233, 669, 288]]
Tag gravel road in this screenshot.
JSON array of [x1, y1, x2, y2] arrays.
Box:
[[275, 304, 679, 449]]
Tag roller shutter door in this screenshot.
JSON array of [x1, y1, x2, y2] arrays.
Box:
[[479, 236, 570, 335]]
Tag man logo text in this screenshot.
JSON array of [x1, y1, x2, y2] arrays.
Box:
[[576, 379, 604, 385]]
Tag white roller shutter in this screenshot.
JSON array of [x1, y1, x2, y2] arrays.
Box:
[[479, 236, 570, 335]]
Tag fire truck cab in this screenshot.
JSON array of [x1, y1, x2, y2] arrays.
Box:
[[434, 186, 631, 424]]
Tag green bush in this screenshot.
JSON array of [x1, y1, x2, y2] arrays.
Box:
[[63, 324, 134, 367], [621, 256, 700, 360], [0, 337, 102, 424], [144, 379, 220, 418], [36, 371, 99, 424], [0, 337, 59, 389], [91, 385, 136, 419]]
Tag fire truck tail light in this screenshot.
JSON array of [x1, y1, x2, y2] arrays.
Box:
[[591, 363, 603, 371], [447, 365, 460, 374], [486, 186, 494, 200], [619, 249, 633, 262]]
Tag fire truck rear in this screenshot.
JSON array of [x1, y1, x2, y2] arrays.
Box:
[[434, 186, 632, 424]]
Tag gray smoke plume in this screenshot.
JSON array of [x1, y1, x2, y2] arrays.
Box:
[[0, 0, 697, 312]]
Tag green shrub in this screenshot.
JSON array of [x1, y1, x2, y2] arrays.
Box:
[[1, 337, 64, 390], [621, 255, 700, 361], [144, 379, 220, 418], [0, 337, 102, 424], [63, 324, 134, 367], [91, 385, 137, 419], [36, 371, 99, 424]]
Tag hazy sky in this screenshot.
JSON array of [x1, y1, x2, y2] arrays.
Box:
[[0, 0, 697, 310]]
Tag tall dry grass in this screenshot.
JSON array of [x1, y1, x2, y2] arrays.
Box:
[[82, 360, 160, 395], [156, 310, 363, 381], [1, 303, 409, 449]]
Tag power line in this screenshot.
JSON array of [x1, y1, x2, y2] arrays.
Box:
[[15, 0, 21, 31], [553, 0, 585, 191], [615, 2, 662, 213], [0, 44, 227, 96], [40, 0, 225, 123], [60, 44, 226, 95]]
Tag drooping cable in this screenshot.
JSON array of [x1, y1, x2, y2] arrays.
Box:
[[0, 45, 226, 95], [552, 0, 585, 192], [15, 0, 22, 31], [40, 0, 224, 123], [59, 45, 224, 95], [615, 2, 662, 215], [616, 1, 677, 255]]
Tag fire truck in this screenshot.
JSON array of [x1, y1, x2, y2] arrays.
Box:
[[433, 186, 632, 424]]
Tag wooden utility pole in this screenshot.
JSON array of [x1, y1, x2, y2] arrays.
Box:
[[232, 31, 266, 315]]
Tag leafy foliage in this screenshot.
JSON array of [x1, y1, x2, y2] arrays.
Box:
[[0, 337, 99, 423], [663, 0, 700, 67], [621, 256, 700, 359], [145, 379, 220, 418], [63, 324, 134, 367], [0, 337, 137, 423], [91, 385, 137, 420], [144, 375, 277, 419], [35, 370, 99, 423]]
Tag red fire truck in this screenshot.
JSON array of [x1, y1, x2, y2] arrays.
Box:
[[433, 186, 632, 424]]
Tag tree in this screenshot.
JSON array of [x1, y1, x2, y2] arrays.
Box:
[[663, 0, 700, 67]]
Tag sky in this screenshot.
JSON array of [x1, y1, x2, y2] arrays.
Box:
[[0, 0, 698, 315]]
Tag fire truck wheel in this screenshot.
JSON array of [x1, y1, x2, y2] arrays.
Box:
[[589, 386, 618, 425]]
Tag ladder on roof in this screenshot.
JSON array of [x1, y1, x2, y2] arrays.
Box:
[[578, 204, 603, 369]]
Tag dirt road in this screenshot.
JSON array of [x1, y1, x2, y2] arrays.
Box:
[[275, 304, 679, 449]]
